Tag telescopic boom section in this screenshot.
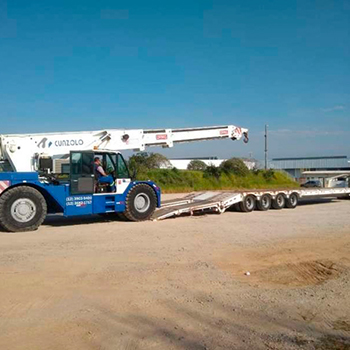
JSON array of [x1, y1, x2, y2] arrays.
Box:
[[114, 125, 248, 150], [0, 124, 248, 172]]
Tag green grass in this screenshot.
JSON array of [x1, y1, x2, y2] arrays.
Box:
[[136, 169, 299, 193]]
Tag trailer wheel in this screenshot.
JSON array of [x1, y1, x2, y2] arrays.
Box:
[[124, 184, 157, 221], [256, 194, 271, 211], [239, 195, 256, 212], [286, 193, 298, 209], [272, 193, 285, 210], [0, 186, 47, 232]]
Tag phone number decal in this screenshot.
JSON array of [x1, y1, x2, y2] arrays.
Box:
[[66, 196, 92, 207]]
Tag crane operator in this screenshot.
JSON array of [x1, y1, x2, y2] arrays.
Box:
[[94, 157, 116, 192]]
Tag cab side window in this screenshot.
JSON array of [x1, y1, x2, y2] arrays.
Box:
[[71, 152, 94, 175], [117, 154, 129, 178], [82, 153, 94, 174], [106, 154, 116, 174]]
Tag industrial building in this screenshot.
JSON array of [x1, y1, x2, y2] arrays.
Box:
[[270, 156, 350, 182]]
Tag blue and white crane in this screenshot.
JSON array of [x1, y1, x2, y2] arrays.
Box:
[[0, 124, 249, 232]]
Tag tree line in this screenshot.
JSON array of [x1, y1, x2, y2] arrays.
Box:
[[128, 152, 274, 180]]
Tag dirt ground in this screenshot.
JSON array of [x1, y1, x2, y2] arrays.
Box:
[[0, 194, 349, 350]]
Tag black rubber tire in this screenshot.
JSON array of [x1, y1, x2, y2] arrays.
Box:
[[124, 184, 157, 221], [256, 194, 271, 211], [0, 186, 47, 232], [271, 193, 286, 210], [239, 195, 256, 212], [285, 193, 298, 209]]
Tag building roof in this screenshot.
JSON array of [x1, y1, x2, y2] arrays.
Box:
[[270, 156, 349, 170], [272, 156, 347, 161]]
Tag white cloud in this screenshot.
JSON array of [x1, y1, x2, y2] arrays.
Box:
[[321, 105, 345, 113]]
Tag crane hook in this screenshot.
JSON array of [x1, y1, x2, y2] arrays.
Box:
[[243, 132, 249, 143]]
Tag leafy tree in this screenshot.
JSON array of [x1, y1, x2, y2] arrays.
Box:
[[204, 165, 222, 180], [147, 153, 172, 169], [220, 158, 249, 177], [187, 160, 207, 171], [128, 152, 171, 175]]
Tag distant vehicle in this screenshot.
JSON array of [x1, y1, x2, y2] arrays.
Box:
[[301, 180, 322, 188], [328, 177, 348, 188]]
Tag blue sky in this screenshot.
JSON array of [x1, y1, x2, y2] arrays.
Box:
[[0, 0, 349, 161]]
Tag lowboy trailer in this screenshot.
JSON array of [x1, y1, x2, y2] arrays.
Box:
[[152, 188, 350, 220]]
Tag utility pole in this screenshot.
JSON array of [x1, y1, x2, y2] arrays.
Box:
[[264, 124, 268, 170]]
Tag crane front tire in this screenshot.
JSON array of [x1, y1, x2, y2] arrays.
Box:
[[0, 186, 47, 232], [124, 184, 157, 221]]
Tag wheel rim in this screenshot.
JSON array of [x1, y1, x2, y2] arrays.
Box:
[[262, 196, 270, 208], [11, 198, 37, 223], [134, 193, 151, 213], [290, 195, 297, 206], [245, 197, 254, 210], [277, 195, 284, 206]]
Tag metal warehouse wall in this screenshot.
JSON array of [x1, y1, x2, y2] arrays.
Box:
[[270, 156, 349, 170]]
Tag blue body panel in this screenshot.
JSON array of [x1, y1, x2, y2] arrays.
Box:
[[92, 194, 126, 214], [0, 172, 40, 181], [0, 172, 161, 217]]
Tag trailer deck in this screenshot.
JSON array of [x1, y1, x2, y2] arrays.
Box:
[[152, 188, 350, 220]]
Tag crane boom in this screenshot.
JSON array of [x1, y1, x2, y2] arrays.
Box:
[[0, 124, 248, 172]]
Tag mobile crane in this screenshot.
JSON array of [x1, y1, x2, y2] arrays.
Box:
[[0, 124, 249, 232]]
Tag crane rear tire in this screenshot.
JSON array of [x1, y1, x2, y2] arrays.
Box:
[[124, 184, 157, 221], [0, 186, 47, 232]]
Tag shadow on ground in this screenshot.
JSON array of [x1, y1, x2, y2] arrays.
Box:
[[298, 198, 339, 206], [43, 213, 125, 228], [87, 288, 350, 350]]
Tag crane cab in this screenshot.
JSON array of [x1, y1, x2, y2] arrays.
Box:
[[68, 150, 130, 195]]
